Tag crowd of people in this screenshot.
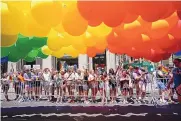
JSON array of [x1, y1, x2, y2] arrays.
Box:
[[1, 58, 181, 104]]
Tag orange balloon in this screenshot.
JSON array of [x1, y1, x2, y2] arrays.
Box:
[[86, 47, 97, 57], [101, 2, 127, 27], [62, 4, 88, 36], [123, 13, 138, 24], [169, 20, 181, 39], [115, 20, 143, 40], [107, 32, 120, 46], [147, 20, 169, 39], [161, 3, 175, 19], [94, 37, 107, 50], [166, 12, 179, 30], [128, 2, 172, 22], [155, 34, 179, 49], [77, 1, 102, 23]]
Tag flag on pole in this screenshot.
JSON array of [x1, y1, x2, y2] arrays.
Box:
[[161, 66, 169, 74]]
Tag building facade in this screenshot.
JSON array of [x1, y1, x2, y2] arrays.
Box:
[[7, 50, 174, 73]]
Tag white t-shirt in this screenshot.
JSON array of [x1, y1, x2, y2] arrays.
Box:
[[64, 72, 76, 81], [43, 72, 51, 82], [76, 73, 84, 80], [88, 74, 95, 81]]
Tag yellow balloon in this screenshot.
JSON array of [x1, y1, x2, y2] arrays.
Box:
[[1, 2, 25, 35], [72, 39, 86, 50], [83, 32, 96, 47], [41, 45, 53, 55], [53, 23, 65, 33], [47, 29, 64, 51], [53, 1, 76, 33], [52, 49, 64, 58], [1, 34, 18, 47], [58, 32, 73, 47], [7, 1, 31, 13], [65, 45, 79, 57], [20, 12, 50, 37], [62, 3, 88, 36], [148, 20, 169, 39], [31, 1, 62, 27], [87, 23, 112, 37], [76, 47, 87, 54]]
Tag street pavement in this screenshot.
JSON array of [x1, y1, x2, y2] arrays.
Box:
[[1, 83, 181, 121]]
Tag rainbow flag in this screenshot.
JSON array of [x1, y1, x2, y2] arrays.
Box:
[[161, 66, 169, 74]]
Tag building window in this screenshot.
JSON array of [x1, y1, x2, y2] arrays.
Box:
[[24, 60, 36, 68], [56, 55, 78, 71], [93, 51, 106, 70]]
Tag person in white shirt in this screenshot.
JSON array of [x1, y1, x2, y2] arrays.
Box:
[[120, 70, 132, 104], [76, 69, 84, 100], [43, 68, 51, 101], [1, 73, 10, 101], [54, 71, 63, 103], [88, 70, 98, 102], [133, 67, 147, 102], [24, 69, 33, 101], [156, 66, 167, 103], [64, 67, 76, 103]]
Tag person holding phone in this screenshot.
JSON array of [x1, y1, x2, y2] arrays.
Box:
[[167, 58, 181, 103]]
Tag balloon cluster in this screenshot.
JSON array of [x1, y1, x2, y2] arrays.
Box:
[[1, 1, 181, 62], [1, 34, 48, 62]]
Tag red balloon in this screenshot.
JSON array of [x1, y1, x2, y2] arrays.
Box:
[[107, 32, 120, 46], [172, 2, 181, 11], [77, 1, 102, 23], [123, 13, 139, 24], [169, 20, 181, 39], [100, 2, 128, 27], [177, 11, 181, 19], [88, 19, 102, 27], [128, 2, 173, 22], [86, 47, 97, 57]]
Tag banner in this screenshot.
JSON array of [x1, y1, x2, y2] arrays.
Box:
[[24, 65, 31, 70], [33, 65, 40, 70], [1, 56, 8, 63]]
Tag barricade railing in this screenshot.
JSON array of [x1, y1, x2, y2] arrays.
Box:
[[1, 76, 175, 105]]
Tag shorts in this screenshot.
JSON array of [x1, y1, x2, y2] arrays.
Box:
[[14, 82, 21, 94], [2, 84, 9, 94], [83, 83, 88, 91], [120, 80, 129, 90], [43, 81, 50, 91], [26, 81, 34, 89], [136, 81, 146, 92], [109, 83, 116, 89], [99, 81, 104, 89], [91, 82, 98, 89], [78, 86, 83, 92], [34, 81, 41, 87], [157, 81, 166, 91]]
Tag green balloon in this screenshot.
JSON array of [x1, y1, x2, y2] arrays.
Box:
[[16, 34, 32, 52], [37, 48, 48, 59], [1, 47, 10, 58], [24, 56, 35, 62], [30, 37, 47, 48], [8, 53, 20, 62], [27, 49, 39, 58], [8, 44, 28, 59]]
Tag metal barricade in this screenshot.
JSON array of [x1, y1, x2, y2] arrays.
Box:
[[1, 76, 174, 105]]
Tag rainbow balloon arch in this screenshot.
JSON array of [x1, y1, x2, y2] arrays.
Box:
[[1, 1, 181, 63]]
